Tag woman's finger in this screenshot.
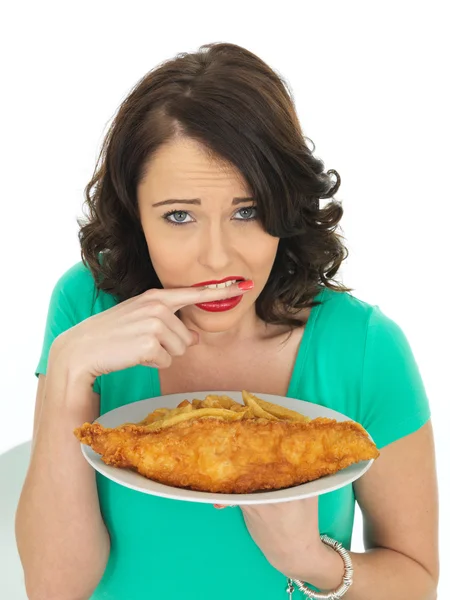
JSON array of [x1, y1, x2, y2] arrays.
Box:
[[154, 322, 188, 357], [150, 280, 254, 313], [140, 340, 173, 369]]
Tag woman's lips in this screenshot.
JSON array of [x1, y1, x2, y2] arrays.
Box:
[[195, 295, 244, 312], [189, 278, 253, 312]]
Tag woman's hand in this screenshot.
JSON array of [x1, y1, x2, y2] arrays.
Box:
[[52, 281, 253, 382], [214, 497, 324, 578]]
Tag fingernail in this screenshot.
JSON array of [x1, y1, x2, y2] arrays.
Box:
[[238, 280, 254, 290], [214, 504, 226, 509]]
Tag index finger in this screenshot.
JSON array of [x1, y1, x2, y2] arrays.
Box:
[[159, 281, 253, 312]]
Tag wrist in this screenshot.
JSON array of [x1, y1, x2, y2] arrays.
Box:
[[283, 539, 345, 592], [44, 347, 98, 417], [48, 336, 96, 390]]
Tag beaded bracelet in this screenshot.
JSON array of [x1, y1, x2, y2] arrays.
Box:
[[285, 534, 353, 599]]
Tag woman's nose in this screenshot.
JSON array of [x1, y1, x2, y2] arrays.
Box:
[[198, 225, 233, 271]]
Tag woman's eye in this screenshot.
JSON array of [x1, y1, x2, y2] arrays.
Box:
[[163, 210, 193, 225], [235, 206, 257, 220]]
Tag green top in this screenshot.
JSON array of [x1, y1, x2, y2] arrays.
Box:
[[35, 261, 431, 599]]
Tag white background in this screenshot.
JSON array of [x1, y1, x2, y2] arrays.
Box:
[[1, 1, 449, 598]]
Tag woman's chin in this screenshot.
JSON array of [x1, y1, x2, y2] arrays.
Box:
[[183, 303, 251, 333]]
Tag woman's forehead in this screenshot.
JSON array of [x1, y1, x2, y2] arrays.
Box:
[[139, 138, 251, 206]]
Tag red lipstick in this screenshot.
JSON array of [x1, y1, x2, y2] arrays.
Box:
[[191, 276, 249, 312], [195, 295, 244, 312]]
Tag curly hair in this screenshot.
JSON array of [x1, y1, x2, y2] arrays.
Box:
[[78, 41, 353, 328]]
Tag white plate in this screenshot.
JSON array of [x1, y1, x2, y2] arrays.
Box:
[[81, 391, 376, 505]]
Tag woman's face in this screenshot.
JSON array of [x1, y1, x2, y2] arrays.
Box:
[[137, 136, 279, 333]]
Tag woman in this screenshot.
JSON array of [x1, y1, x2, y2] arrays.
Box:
[[15, 42, 439, 599]]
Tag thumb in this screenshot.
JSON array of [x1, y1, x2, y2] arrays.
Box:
[[188, 329, 200, 346]]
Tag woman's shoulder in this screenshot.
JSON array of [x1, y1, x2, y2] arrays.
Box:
[[315, 285, 419, 380], [319, 286, 406, 339], [52, 259, 97, 293], [311, 285, 410, 365], [50, 258, 118, 318], [316, 285, 377, 332]]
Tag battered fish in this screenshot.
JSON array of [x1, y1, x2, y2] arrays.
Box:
[[74, 413, 379, 494]]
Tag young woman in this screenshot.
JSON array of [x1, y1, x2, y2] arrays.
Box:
[[15, 42, 439, 600]]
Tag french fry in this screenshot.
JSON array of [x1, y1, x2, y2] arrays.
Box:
[[241, 390, 280, 420], [141, 404, 194, 425], [177, 399, 191, 408], [201, 396, 223, 408], [242, 390, 311, 423], [229, 404, 248, 412], [143, 407, 249, 432], [132, 408, 171, 426], [212, 395, 240, 409]]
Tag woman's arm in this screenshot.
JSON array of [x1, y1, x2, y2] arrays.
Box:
[[15, 343, 110, 600], [294, 420, 439, 599]]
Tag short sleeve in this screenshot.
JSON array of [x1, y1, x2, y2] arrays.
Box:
[[360, 306, 431, 449], [35, 266, 101, 395]]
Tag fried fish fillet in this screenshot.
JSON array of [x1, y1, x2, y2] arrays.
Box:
[[74, 411, 379, 494]]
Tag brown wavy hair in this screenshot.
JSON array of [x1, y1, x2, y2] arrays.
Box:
[[78, 41, 353, 327]]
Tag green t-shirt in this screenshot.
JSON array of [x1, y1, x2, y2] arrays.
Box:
[[35, 261, 431, 600]]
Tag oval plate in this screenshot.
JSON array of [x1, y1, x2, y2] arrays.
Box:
[[81, 391, 376, 505]]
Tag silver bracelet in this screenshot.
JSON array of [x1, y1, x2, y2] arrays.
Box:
[[285, 534, 353, 599]]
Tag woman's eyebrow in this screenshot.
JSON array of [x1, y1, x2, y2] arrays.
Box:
[[151, 197, 254, 207]]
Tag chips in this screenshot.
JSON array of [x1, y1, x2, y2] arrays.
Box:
[[134, 391, 310, 432], [242, 390, 280, 421], [242, 390, 311, 423]]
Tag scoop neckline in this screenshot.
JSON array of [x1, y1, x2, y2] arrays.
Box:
[[151, 285, 326, 399]]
